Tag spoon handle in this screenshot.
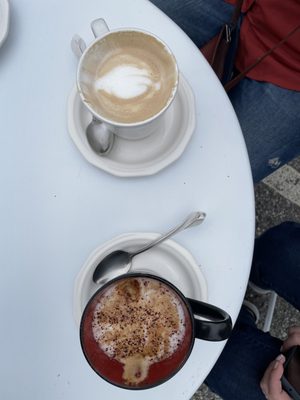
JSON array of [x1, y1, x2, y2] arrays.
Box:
[[71, 34, 86, 57], [131, 211, 206, 258]]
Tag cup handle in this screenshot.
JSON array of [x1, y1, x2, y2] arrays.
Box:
[[187, 298, 232, 341], [91, 18, 110, 38]]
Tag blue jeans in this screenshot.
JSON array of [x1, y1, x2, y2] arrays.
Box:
[[205, 222, 300, 399], [150, 0, 300, 183]]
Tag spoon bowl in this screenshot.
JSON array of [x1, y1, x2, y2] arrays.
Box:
[[94, 250, 131, 285], [86, 117, 114, 155]]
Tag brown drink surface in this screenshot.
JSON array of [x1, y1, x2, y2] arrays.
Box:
[[81, 277, 193, 388], [80, 31, 178, 124]]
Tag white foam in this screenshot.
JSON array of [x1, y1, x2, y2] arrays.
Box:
[[95, 65, 159, 99], [92, 278, 187, 364], [168, 299, 186, 353]]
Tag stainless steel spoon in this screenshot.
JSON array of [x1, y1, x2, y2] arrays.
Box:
[[93, 211, 206, 285], [86, 117, 114, 155]]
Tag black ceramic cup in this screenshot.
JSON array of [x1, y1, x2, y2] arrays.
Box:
[[80, 273, 232, 390]]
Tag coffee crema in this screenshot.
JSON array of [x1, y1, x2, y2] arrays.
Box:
[[79, 31, 178, 124], [80, 276, 193, 388]]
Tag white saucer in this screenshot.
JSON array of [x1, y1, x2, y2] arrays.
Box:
[[0, 0, 9, 48], [67, 73, 196, 177], [73, 233, 207, 326]]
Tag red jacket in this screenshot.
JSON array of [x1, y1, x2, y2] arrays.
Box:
[[226, 0, 300, 90]]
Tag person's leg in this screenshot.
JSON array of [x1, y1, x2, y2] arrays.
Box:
[[250, 222, 300, 310], [228, 79, 300, 183], [207, 222, 299, 399], [206, 306, 282, 400], [149, 0, 234, 47]]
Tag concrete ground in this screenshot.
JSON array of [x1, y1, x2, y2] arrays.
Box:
[[191, 156, 300, 400]]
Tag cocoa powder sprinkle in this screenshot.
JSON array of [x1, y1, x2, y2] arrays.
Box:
[[92, 277, 186, 380]]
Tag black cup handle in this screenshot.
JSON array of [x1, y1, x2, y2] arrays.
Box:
[[187, 298, 233, 341]]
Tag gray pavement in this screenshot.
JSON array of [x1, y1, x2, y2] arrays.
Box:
[[191, 156, 300, 400]]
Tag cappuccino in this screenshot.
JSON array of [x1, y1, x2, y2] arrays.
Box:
[[80, 276, 193, 388], [79, 31, 178, 124]]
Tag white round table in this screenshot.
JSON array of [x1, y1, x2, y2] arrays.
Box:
[[0, 0, 255, 399]]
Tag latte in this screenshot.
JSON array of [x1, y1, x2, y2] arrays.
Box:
[[79, 31, 178, 124]]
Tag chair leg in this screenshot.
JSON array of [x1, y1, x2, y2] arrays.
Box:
[[248, 281, 278, 332], [248, 281, 271, 295], [263, 292, 278, 333]]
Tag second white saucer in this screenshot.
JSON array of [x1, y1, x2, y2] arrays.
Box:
[[73, 233, 207, 326], [67, 73, 196, 177]]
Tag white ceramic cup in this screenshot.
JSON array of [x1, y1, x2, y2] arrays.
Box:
[[73, 18, 179, 140]]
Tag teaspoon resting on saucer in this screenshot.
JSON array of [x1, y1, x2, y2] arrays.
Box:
[[92, 211, 206, 285]]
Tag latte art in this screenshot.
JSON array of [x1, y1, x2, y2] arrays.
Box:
[[95, 65, 161, 99], [79, 30, 178, 124]]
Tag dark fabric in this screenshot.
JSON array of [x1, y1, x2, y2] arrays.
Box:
[[225, 0, 300, 90], [206, 222, 300, 399]]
